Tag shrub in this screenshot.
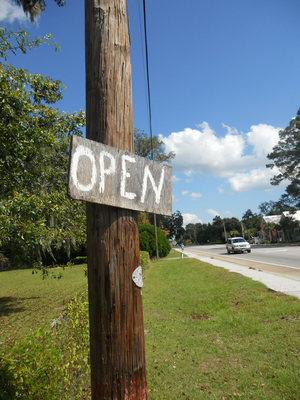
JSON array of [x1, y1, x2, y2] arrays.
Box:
[[0, 292, 90, 399], [139, 224, 171, 258], [72, 256, 88, 265], [140, 251, 150, 271]]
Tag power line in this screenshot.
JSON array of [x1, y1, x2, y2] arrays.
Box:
[[142, 0, 154, 160]]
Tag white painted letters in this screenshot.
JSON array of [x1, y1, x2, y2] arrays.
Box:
[[99, 151, 116, 194], [120, 155, 136, 200], [69, 136, 172, 216], [141, 165, 165, 204], [71, 145, 97, 192]]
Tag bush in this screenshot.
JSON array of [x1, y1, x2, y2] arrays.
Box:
[[140, 251, 150, 271], [0, 292, 90, 400], [139, 224, 171, 258]]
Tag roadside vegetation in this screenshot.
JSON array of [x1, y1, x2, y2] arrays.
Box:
[[2, 256, 300, 399]]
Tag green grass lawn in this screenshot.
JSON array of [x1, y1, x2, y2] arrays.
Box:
[[1, 257, 300, 399], [164, 248, 188, 259], [0, 265, 87, 345], [143, 258, 300, 399]]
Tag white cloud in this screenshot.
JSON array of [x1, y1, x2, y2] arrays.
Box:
[[225, 211, 233, 217], [221, 123, 238, 135], [246, 124, 280, 159], [0, 0, 27, 22], [218, 186, 224, 194], [160, 122, 281, 193], [172, 175, 181, 183], [190, 192, 202, 200], [206, 209, 220, 218], [182, 213, 202, 226], [181, 190, 202, 200], [228, 166, 286, 192]]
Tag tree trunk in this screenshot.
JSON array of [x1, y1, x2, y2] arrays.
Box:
[[85, 1, 147, 398]]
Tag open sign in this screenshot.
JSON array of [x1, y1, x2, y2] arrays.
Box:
[[68, 135, 172, 216]]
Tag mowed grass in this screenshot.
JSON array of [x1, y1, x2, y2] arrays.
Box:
[[1, 257, 300, 399], [0, 266, 87, 345], [164, 248, 188, 259], [143, 258, 300, 399]]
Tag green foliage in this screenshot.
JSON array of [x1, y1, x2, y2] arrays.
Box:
[[82, 264, 88, 278], [263, 222, 276, 233], [140, 250, 150, 271], [0, 27, 60, 60], [0, 190, 86, 267], [244, 228, 257, 240], [0, 265, 87, 343], [134, 128, 175, 164], [72, 256, 88, 265], [150, 210, 184, 242], [0, 292, 90, 399], [267, 108, 300, 208], [0, 33, 86, 267], [32, 261, 64, 280], [14, 0, 66, 24], [139, 224, 171, 258]]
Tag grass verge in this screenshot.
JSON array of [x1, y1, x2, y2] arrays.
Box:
[[1, 257, 300, 399], [164, 248, 188, 259], [0, 265, 87, 345], [143, 258, 300, 399]]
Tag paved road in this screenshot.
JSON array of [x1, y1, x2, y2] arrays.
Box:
[[187, 244, 300, 269]]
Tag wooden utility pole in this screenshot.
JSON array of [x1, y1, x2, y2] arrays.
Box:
[[85, 1, 147, 398]]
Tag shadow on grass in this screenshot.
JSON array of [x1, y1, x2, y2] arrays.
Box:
[[0, 296, 39, 316], [0, 361, 19, 400]]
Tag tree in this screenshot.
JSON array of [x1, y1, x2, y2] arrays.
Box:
[[0, 27, 60, 60], [183, 223, 198, 244], [258, 201, 277, 216], [134, 128, 175, 164], [263, 222, 276, 241], [0, 33, 86, 267], [258, 199, 295, 216], [14, 0, 65, 24], [169, 211, 185, 242], [242, 209, 256, 220], [279, 213, 299, 242], [242, 208, 261, 231], [244, 228, 257, 240], [267, 108, 300, 208]]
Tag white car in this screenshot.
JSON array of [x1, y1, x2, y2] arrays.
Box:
[[226, 237, 251, 254]]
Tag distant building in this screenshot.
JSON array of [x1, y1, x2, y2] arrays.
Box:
[[260, 215, 281, 243], [281, 211, 300, 242], [259, 212, 300, 243]]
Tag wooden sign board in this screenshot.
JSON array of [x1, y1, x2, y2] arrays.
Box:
[[68, 135, 172, 216]]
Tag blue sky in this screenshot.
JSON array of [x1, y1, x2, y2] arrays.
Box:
[[1, 0, 300, 225]]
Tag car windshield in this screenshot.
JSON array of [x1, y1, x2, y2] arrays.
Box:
[[232, 238, 246, 243]]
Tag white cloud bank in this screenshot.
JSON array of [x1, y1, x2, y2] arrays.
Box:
[[160, 122, 282, 192], [182, 213, 202, 226], [0, 0, 27, 22], [206, 209, 221, 218]]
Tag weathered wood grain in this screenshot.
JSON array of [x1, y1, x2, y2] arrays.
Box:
[[85, 0, 147, 398], [68, 135, 172, 216]]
